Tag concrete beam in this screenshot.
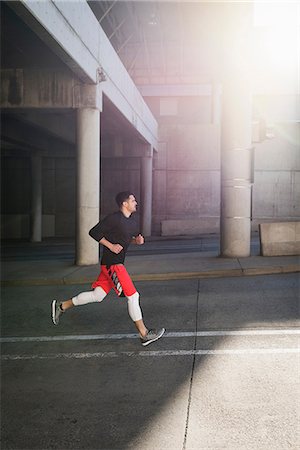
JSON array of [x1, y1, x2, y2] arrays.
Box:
[[1, 68, 102, 111], [1, 69, 76, 109], [7, 1, 158, 149]]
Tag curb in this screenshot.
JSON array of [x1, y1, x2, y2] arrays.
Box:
[[1, 264, 299, 287]]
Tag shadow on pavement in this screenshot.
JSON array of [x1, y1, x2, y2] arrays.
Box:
[[1, 273, 299, 449]]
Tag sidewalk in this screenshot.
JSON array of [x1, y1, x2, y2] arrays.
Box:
[[1, 235, 299, 286]]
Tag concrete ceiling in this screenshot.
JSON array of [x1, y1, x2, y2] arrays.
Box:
[[1, 2, 68, 70], [88, 1, 222, 83], [1, 1, 149, 156], [1, 1, 261, 155]]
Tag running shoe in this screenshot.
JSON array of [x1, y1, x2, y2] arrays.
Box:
[[52, 300, 64, 325], [140, 328, 165, 346]]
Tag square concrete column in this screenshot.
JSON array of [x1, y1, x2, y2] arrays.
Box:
[[140, 146, 153, 237], [30, 153, 42, 242], [75, 84, 102, 265]]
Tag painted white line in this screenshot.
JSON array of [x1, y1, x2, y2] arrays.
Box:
[[0, 334, 137, 343], [1, 329, 300, 343], [1, 348, 299, 361], [168, 329, 300, 337]]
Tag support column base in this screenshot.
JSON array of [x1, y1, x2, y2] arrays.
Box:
[[220, 218, 251, 257]]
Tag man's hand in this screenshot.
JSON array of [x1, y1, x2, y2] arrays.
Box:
[[134, 234, 145, 245], [99, 237, 123, 254], [110, 243, 124, 254]]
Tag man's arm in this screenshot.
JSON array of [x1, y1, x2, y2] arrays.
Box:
[[89, 215, 113, 242], [89, 215, 123, 254], [99, 237, 123, 254], [89, 221, 105, 242]]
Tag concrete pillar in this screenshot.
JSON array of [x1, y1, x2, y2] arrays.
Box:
[[211, 82, 221, 125], [220, 110, 253, 257], [76, 84, 102, 265], [220, 4, 253, 257], [30, 153, 42, 242], [140, 147, 153, 237]]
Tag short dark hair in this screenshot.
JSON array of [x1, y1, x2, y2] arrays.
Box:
[[115, 191, 134, 207]]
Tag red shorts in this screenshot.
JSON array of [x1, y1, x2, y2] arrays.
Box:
[[92, 264, 137, 297]]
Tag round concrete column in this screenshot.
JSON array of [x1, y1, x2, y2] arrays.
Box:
[[211, 82, 221, 125], [221, 76, 253, 257], [140, 154, 153, 237], [220, 4, 253, 257], [76, 107, 100, 265], [30, 153, 42, 242]]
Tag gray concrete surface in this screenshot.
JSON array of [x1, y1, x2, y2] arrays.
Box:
[[259, 221, 300, 256], [1, 237, 299, 450]]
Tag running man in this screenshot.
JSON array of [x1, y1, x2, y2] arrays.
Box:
[[51, 191, 165, 346]]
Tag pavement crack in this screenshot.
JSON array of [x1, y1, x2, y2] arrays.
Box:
[[182, 279, 200, 450], [237, 257, 244, 271]]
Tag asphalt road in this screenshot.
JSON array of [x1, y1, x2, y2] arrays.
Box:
[[1, 272, 299, 449]]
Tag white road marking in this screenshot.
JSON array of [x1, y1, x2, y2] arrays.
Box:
[[2, 329, 299, 360], [1, 328, 300, 343], [1, 348, 299, 361]]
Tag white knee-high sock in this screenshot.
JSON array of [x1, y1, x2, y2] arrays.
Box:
[[127, 292, 142, 322], [72, 287, 107, 306]]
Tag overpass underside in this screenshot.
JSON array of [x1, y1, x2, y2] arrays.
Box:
[[2, 1, 296, 263], [1, 1, 158, 264]]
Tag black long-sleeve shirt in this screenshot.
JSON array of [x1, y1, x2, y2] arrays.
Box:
[[89, 211, 139, 266]]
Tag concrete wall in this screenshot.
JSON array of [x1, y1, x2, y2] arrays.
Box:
[[145, 83, 300, 241], [1, 155, 75, 239], [252, 122, 300, 229], [145, 93, 299, 237], [43, 157, 75, 237], [145, 95, 221, 236], [2, 116, 298, 240], [1, 152, 143, 239], [1, 156, 31, 239], [101, 157, 141, 218]]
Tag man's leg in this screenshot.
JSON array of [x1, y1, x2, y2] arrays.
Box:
[[127, 293, 165, 346], [52, 287, 107, 325], [126, 292, 147, 337], [68, 287, 108, 308], [106, 265, 148, 337]]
